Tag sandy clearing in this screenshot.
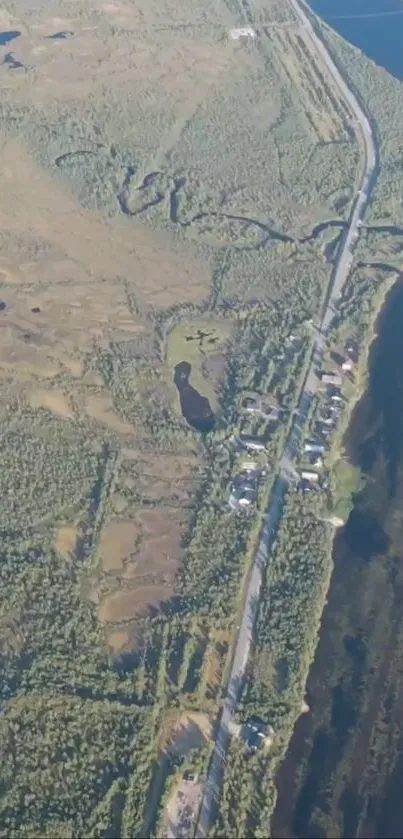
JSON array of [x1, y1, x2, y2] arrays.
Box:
[[98, 583, 173, 623], [83, 394, 134, 435], [106, 625, 131, 655], [54, 525, 78, 558], [30, 388, 72, 418]]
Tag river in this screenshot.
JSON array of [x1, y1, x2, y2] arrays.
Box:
[[310, 0, 403, 80], [272, 278, 403, 838]]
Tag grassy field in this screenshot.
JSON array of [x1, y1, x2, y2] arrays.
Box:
[[0, 0, 395, 834], [165, 318, 232, 411]]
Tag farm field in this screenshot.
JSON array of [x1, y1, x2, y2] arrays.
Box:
[[0, 0, 392, 835]]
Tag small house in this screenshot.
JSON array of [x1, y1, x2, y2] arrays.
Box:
[[342, 358, 354, 373], [241, 395, 259, 412], [304, 441, 325, 454], [320, 371, 342, 386], [241, 717, 274, 752], [229, 26, 257, 39], [239, 434, 266, 453], [309, 454, 323, 468], [301, 470, 320, 483]]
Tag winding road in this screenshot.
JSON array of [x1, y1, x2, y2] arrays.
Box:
[[195, 1, 377, 836]]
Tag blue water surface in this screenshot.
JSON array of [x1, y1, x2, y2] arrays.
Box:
[[310, 0, 403, 79]]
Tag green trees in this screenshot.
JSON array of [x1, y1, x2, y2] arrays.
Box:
[[243, 493, 333, 728], [0, 696, 153, 838]]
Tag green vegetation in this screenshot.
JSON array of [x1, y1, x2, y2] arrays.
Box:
[[0, 415, 100, 532], [321, 23, 403, 226], [3, 0, 403, 834], [330, 458, 365, 522], [210, 491, 334, 834], [165, 318, 232, 411], [0, 697, 152, 839]]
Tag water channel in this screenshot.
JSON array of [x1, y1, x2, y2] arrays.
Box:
[[272, 279, 403, 837]]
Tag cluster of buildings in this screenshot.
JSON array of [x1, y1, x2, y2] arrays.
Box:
[[228, 394, 278, 511], [298, 341, 358, 492]]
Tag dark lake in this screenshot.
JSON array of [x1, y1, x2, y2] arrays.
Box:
[[0, 31, 20, 46], [174, 361, 215, 433], [310, 0, 403, 80], [272, 279, 403, 838]]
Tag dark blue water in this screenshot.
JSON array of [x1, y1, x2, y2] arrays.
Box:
[[173, 361, 215, 433], [310, 0, 403, 80], [0, 31, 20, 46]]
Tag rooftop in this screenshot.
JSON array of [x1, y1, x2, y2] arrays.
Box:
[[241, 717, 274, 751]]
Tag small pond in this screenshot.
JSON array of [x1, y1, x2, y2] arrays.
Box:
[[0, 31, 20, 45], [174, 361, 215, 433]]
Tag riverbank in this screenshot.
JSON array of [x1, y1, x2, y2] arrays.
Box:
[[210, 268, 402, 837], [327, 273, 398, 521], [272, 275, 403, 838]]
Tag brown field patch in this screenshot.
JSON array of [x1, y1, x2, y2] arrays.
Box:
[[139, 510, 172, 538], [136, 533, 182, 574], [100, 518, 141, 572], [131, 451, 201, 506], [82, 394, 134, 435], [54, 525, 78, 559], [99, 584, 173, 624], [106, 626, 131, 655], [123, 539, 180, 586], [30, 388, 72, 418], [122, 512, 184, 587], [0, 139, 211, 310], [204, 646, 226, 699]]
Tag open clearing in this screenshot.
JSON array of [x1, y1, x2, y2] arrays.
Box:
[[54, 525, 79, 559], [100, 518, 141, 572], [169, 711, 214, 756], [166, 319, 232, 410], [165, 777, 204, 839]]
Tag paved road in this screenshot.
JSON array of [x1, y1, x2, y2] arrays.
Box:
[[195, 2, 377, 837]]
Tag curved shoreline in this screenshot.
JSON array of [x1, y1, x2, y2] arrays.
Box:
[[272, 273, 403, 837]]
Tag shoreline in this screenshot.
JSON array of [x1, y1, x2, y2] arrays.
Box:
[[269, 270, 401, 836], [271, 271, 403, 837]]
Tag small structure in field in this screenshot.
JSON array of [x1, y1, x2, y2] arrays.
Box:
[[320, 371, 342, 386], [239, 434, 266, 453], [342, 358, 355, 373], [304, 441, 325, 455], [300, 470, 320, 483], [240, 392, 279, 419], [345, 338, 359, 362], [229, 26, 257, 40]]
